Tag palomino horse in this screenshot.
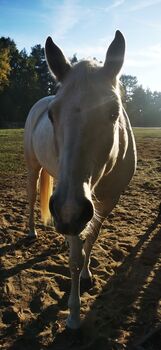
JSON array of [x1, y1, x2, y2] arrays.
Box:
[[24, 31, 137, 329]]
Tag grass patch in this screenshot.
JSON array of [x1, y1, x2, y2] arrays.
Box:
[[133, 127, 161, 139], [0, 129, 25, 174], [0, 127, 161, 175]]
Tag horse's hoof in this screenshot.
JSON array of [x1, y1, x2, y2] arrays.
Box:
[[66, 315, 81, 330], [28, 230, 37, 238]]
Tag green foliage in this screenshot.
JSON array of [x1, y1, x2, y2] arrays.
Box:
[[0, 47, 11, 92], [0, 36, 160, 128], [120, 75, 138, 103], [120, 76, 161, 127], [0, 47, 10, 91], [70, 53, 78, 64], [0, 37, 57, 128]]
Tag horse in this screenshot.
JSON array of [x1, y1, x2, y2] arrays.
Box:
[[24, 30, 137, 329]]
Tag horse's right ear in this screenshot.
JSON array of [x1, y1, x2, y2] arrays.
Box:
[[104, 30, 125, 80], [45, 37, 71, 82]]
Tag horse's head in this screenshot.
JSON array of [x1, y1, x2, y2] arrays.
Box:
[[45, 31, 125, 235]]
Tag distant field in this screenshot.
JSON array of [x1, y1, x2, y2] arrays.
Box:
[[133, 127, 161, 138], [0, 129, 24, 174], [0, 127, 161, 175]]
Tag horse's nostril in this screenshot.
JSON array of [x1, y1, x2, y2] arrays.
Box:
[[49, 194, 93, 235], [80, 198, 94, 224]]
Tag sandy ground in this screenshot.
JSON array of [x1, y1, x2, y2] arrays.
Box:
[[0, 137, 161, 350]]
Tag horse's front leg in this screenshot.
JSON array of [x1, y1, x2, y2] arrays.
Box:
[[80, 217, 103, 280], [81, 199, 119, 281], [66, 235, 85, 329]]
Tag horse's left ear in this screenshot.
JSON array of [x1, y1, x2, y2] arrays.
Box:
[[104, 30, 125, 79], [45, 36, 71, 82]]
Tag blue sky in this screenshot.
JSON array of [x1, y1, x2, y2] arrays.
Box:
[[0, 0, 161, 91]]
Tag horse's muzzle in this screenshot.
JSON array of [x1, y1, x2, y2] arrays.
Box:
[[49, 195, 94, 235]]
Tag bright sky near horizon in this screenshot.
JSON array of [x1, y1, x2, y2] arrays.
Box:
[[0, 0, 161, 92]]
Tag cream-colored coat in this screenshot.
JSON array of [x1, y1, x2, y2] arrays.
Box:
[[24, 31, 137, 329]]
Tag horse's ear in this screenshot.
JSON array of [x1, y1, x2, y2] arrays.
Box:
[[45, 36, 71, 82], [104, 30, 125, 79]]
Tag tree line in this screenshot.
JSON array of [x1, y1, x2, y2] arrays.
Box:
[[0, 36, 161, 128]]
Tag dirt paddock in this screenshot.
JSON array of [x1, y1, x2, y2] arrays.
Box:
[[0, 131, 161, 349]]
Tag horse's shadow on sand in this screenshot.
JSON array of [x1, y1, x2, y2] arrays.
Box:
[[50, 216, 161, 350], [3, 216, 161, 350]]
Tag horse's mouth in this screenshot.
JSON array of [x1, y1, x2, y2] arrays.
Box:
[[54, 219, 87, 236]]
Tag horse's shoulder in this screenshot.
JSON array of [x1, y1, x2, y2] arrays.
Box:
[[25, 95, 55, 132]]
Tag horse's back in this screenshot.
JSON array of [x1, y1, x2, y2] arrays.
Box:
[[24, 96, 57, 176]]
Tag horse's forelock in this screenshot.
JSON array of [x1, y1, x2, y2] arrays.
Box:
[[57, 58, 122, 115], [63, 60, 101, 89], [68, 60, 121, 98]]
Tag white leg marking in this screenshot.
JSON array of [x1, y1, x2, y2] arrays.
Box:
[[66, 236, 85, 329]]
